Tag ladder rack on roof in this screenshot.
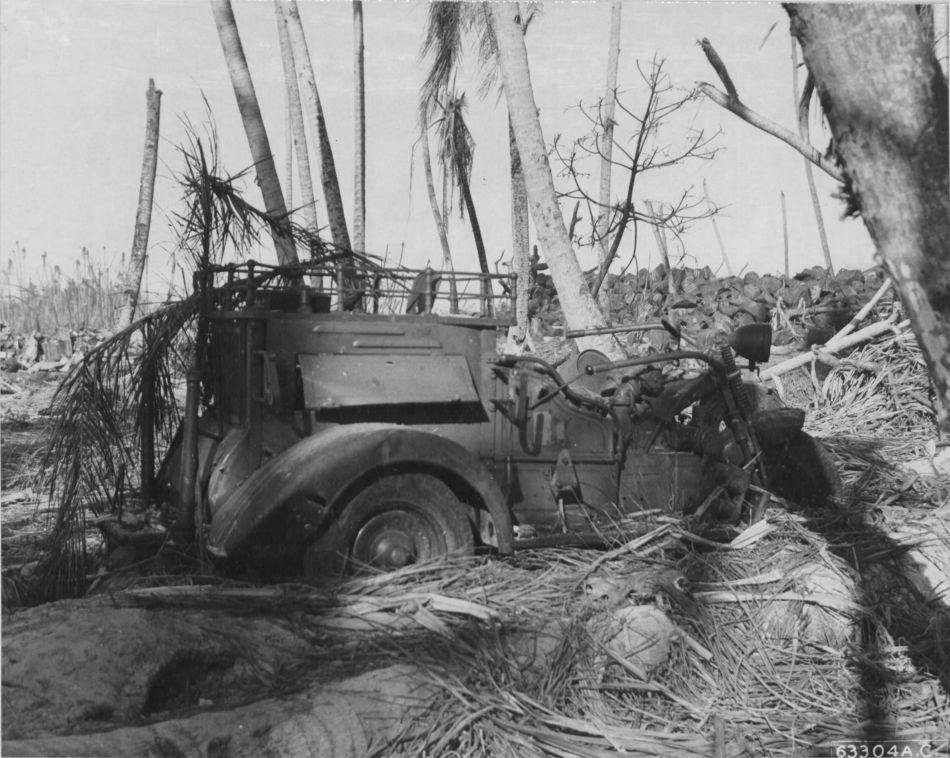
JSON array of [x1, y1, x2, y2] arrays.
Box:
[[194, 260, 516, 319]]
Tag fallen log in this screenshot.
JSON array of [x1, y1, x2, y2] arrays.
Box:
[[828, 278, 894, 343], [759, 317, 910, 382], [809, 351, 880, 374]]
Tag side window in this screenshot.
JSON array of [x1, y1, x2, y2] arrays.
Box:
[[210, 321, 246, 425]]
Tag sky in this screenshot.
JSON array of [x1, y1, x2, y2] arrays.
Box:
[[1, 1, 945, 302]]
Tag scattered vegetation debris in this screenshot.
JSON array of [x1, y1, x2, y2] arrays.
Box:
[[2, 260, 946, 756]]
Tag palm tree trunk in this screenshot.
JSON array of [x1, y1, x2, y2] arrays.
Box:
[[283, 0, 351, 252], [211, 0, 297, 265], [457, 157, 489, 277], [283, 95, 293, 211], [509, 117, 530, 340], [645, 200, 678, 297], [702, 178, 734, 276], [353, 1, 366, 254], [791, 40, 833, 273], [595, 0, 622, 314], [420, 115, 458, 312], [487, 3, 613, 354], [787, 3, 950, 441], [275, 1, 318, 234], [116, 79, 161, 329], [457, 155, 491, 314]]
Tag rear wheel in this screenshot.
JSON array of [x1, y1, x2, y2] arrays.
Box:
[[763, 431, 843, 507], [303, 473, 474, 577]]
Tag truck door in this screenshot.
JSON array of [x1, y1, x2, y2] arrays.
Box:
[[492, 365, 618, 533]]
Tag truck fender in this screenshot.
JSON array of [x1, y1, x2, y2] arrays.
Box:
[[206, 423, 513, 558]]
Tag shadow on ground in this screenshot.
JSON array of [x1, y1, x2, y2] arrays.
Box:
[[807, 435, 949, 743]]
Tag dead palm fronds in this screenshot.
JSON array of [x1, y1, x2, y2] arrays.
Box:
[[34, 119, 279, 601], [419, 1, 539, 109], [174, 115, 337, 270], [173, 117, 267, 271], [419, 2, 485, 113], [807, 331, 935, 441], [25, 288, 950, 752], [358, 513, 867, 756], [37, 298, 199, 601], [175, 119, 387, 306], [428, 91, 491, 281], [31, 119, 399, 602]]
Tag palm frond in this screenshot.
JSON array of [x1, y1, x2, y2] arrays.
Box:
[[421, 3, 500, 112], [172, 126, 376, 281], [433, 93, 476, 221], [172, 123, 263, 269], [32, 112, 385, 601], [36, 299, 199, 600], [474, 3, 501, 103], [420, 1, 466, 116]]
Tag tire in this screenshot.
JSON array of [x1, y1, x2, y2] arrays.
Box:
[[303, 473, 474, 577], [763, 431, 844, 507]]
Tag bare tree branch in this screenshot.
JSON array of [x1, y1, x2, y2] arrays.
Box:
[[696, 37, 843, 183], [554, 58, 718, 299], [699, 37, 739, 100], [696, 82, 844, 182], [567, 200, 582, 242]]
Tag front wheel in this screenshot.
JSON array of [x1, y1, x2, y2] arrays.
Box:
[[303, 473, 474, 577]]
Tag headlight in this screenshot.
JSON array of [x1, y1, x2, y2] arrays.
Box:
[[729, 323, 772, 364]]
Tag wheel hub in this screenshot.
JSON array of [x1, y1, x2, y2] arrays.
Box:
[[364, 529, 414, 566], [351, 507, 443, 570]]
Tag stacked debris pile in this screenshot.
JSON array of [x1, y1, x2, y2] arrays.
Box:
[[0, 324, 113, 374], [529, 264, 891, 354]]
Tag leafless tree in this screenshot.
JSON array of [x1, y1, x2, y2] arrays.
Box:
[[552, 58, 720, 297]]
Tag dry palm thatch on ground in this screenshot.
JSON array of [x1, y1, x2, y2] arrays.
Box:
[[5, 312, 949, 755], [76, 469, 944, 757], [364, 330, 946, 756], [9, 120, 947, 751], [321, 330, 940, 758], [802, 330, 934, 440]]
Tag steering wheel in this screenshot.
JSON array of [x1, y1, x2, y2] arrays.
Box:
[[575, 349, 613, 394]]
